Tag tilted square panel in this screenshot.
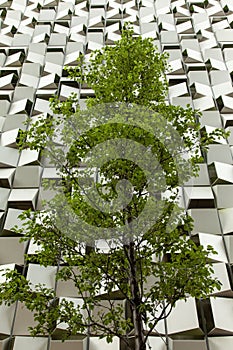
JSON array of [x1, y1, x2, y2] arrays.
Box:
[[225, 127, 233, 145], [199, 35, 218, 52], [13, 302, 37, 336], [11, 0, 27, 11], [56, 266, 85, 298], [0, 101, 10, 117], [56, 2, 74, 20], [176, 19, 194, 34], [0, 168, 15, 188], [185, 164, 210, 186], [217, 96, 233, 113], [219, 208, 233, 234], [70, 16, 87, 34], [48, 33, 67, 46], [88, 8, 105, 28], [64, 42, 84, 66], [5, 51, 25, 67], [0, 264, 16, 283], [188, 71, 210, 85], [13, 86, 35, 103], [172, 3, 190, 17], [0, 118, 5, 133], [86, 33, 104, 51], [223, 48, 233, 62], [173, 339, 206, 350], [192, 13, 211, 32], [212, 82, 232, 99], [0, 188, 10, 211], [190, 82, 212, 98], [26, 240, 42, 256], [50, 339, 87, 350], [0, 238, 26, 264], [210, 263, 232, 296], [195, 233, 228, 262], [224, 235, 233, 262], [4, 10, 22, 27], [205, 145, 233, 165], [208, 162, 233, 185], [154, 0, 170, 15], [206, 1, 225, 17], [9, 99, 32, 115], [193, 96, 216, 111], [0, 147, 19, 167], [27, 43, 47, 65], [53, 23, 69, 36], [11, 34, 31, 47], [171, 96, 193, 107], [26, 264, 57, 291], [146, 337, 171, 350], [59, 84, 80, 100], [2, 208, 25, 235], [0, 129, 20, 148], [160, 31, 179, 44], [89, 337, 119, 350], [166, 298, 201, 335], [209, 337, 233, 350], [204, 48, 224, 62], [17, 20, 35, 36], [13, 166, 42, 188], [13, 336, 48, 349], [0, 73, 18, 90], [8, 188, 39, 210], [44, 52, 64, 75], [221, 114, 233, 128], [18, 149, 40, 166], [0, 337, 9, 350], [74, 3, 90, 18], [183, 187, 215, 208], [216, 29, 233, 42], [183, 48, 203, 63], [213, 185, 233, 208], [38, 9, 56, 22], [139, 6, 156, 23], [38, 73, 60, 89], [168, 82, 189, 98], [0, 302, 16, 335], [168, 58, 185, 74], [32, 25, 51, 45], [200, 111, 222, 128], [181, 38, 200, 51], [209, 297, 233, 334], [3, 114, 27, 132], [211, 19, 230, 32], [158, 14, 175, 31], [141, 23, 158, 39], [0, 35, 12, 47]]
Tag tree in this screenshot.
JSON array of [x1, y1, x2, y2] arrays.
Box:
[[0, 24, 226, 350]]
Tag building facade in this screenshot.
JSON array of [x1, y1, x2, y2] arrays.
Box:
[[0, 0, 233, 349]]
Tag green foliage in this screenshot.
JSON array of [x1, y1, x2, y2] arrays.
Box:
[[0, 23, 225, 349], [65, 25, 168, 107]]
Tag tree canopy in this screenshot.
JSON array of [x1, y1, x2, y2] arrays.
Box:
[[0, 24, 226, 350]]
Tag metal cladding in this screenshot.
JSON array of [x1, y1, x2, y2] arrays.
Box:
[[0, 0, 233, 349]]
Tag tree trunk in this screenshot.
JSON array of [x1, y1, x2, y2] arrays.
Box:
[[128, 241, 146, 350], [132, 306, 146, 350]]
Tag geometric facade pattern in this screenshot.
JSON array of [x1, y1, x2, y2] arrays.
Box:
[[0, 0, 233, 349]]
